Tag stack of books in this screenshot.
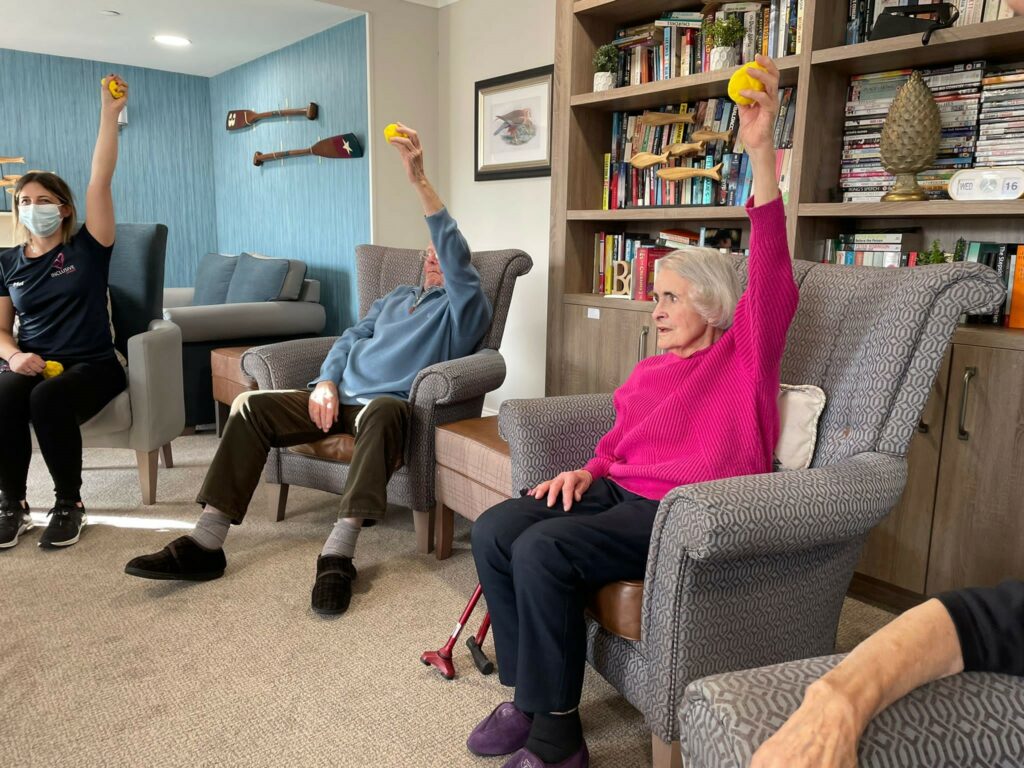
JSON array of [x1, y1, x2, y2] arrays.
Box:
[[975, 62, 1024, 167], [840, 61, 984, 202], [821, 228, 923, 266], [602, 87, 796, 210]]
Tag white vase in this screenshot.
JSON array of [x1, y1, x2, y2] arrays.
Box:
[[593, 71, 614, 92], [710, 46, 739, 71]]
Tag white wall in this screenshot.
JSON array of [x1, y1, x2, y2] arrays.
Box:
[[439, 0, 555, 411]]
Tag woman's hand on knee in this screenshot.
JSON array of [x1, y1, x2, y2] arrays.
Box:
[[8, 352, 45, 377], [532, 469, 593, 511]]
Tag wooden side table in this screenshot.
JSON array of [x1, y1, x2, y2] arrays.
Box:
[[210, 346, 258, 436]]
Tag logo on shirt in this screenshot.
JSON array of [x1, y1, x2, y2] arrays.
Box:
[[50, 251, 77, 278], [10, 280, 24, 288]]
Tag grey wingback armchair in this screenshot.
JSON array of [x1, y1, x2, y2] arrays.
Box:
[[681, 653, 1024, 767], [241, 243, 532, 553], [79, 223, 185, 504], [496, 259, 1004, 767]]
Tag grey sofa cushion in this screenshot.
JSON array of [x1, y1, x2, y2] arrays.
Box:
[[277, 259, 308, 301], [225, 252, 290, 304], [193, 253, 237, 306]]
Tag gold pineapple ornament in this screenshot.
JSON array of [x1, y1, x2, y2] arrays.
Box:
[[879, 71, 941, 202]]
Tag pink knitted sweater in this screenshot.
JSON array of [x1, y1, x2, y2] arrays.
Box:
[[584, 196, 798, 501]]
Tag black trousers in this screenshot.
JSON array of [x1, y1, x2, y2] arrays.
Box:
[[0, 357, 126, 502], [471, 478, 658, 713]]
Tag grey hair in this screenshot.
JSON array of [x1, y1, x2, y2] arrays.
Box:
[[657, 246, 741, 329]]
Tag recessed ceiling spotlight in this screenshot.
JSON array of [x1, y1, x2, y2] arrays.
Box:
[[154, 34, 191, 47], [100, 9, 121, 15]]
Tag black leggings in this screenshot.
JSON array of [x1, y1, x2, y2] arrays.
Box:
[[0, 356, 126, 502]]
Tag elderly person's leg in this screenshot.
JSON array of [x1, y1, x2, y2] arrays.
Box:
[[126, 390, 358, 582], [313, 396, 410, 615]]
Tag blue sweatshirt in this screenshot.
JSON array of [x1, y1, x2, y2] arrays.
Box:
[[312, 208, 492, 405]]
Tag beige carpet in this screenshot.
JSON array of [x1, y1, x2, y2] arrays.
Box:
[[2, 436, 895, 768]]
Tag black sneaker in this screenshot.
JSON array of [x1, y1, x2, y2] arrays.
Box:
[[0, 498, 32, 549], [311, 555, 358, 615], [124, 536, 226, 581], [39, 500, 86, 548]]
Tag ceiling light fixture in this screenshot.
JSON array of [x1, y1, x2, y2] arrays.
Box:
[[154, 34, 191, 47]]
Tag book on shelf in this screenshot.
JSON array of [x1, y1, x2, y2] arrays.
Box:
[[847, 0, 1017, 42]]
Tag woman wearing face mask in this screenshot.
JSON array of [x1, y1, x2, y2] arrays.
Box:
[[0, 74, 128, 550]]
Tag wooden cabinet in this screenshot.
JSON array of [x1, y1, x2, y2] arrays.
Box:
[[855, 329, 1024, 607], [561, 300, 658, 395], [0, 212, 15, 248]]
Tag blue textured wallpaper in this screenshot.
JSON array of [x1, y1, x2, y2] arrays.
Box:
[[0, 48, 218, 284], [209, 17, 370, 333]]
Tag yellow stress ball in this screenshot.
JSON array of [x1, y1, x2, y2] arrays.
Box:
[[42, 361, 64, 379], [383, 123, 407, 143], [728, 62, 767, 106], [105, 77, 125, 99]]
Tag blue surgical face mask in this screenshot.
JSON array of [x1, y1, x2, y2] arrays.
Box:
[[19, 203, 63, 237]]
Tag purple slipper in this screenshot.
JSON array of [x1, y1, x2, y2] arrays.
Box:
[[500, 743, 590, 768], [467, 701, 532, 756]]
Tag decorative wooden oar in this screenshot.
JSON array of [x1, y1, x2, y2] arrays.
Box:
[[630, 141, 707, 169], [690, 129, 733, 143], [226, 102, 318, 131], [253, 133, 363, 167], [638, 112, 694, 126], [0, 157, 25, 164], [656, 163, 723, 183]]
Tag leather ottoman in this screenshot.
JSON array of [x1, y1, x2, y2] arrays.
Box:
[[211, 346, 258, 436], [434, 415, 644, 642]]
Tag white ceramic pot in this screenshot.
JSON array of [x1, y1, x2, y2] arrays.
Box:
[[710, 46, 739, 71], [593, 71, 615, 92]]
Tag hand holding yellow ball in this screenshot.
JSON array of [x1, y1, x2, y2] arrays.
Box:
[[104, 76, 126, 100], [383, 123, 408, 143], [42, 361, 64, 379], [728, 62, 767, 106]]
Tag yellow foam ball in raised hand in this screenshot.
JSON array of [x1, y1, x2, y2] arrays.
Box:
[[728, 62, 767, 106], [42, 361, 64, 379], [383, 123, 407, 143], [104, 77, 125, 99]]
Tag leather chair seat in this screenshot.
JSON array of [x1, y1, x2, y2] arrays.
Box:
[[436, 415, 644, 642]]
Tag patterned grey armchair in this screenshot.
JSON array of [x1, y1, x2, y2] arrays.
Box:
[[681, 654, 1024, 767], [496, 260, 1003, 767], [242, 244, 531, 553]]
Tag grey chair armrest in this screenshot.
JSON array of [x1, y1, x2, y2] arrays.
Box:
[[682, 654, 1024, 768], [126, 320, 185, 451], [163, 301, 327, 343], [242, 336, 340, 391], [163, 287, 194, 308], [498, 394, 616, 493], [409, 348, 507, 406], [655, 452, 907, 563]]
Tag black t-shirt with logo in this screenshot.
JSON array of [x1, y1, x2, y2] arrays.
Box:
[[0, 226, 116, 362]]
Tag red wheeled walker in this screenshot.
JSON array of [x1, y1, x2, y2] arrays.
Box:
[[420, 583, 494, 679]]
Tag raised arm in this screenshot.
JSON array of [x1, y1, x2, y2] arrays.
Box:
[[85, 74, 127, 248], [731, 56, 798, 376]]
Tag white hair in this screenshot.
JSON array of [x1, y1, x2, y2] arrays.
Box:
[[657, 246, 741, 329]]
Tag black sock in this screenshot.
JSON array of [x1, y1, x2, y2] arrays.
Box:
[[525, 710, 582, 764]]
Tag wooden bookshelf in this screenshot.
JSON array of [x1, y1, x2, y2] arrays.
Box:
[[547, 1, 1024, 632]]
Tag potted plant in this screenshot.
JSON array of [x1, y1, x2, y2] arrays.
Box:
[[703, 15, 745, 71], [593, 44, 618, 92]]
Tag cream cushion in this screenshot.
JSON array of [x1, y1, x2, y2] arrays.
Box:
[[775, 384, 827, 471]]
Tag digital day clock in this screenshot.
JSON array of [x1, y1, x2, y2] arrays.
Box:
[[948, 167, 1024, 201]]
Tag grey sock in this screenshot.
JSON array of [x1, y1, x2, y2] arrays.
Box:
[[189, 506, 231, 551], [320, 518, 361, 559]]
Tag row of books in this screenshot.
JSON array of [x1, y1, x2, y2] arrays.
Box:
[[839, 60, 1024, 202], [820, 230, 1024, 328], [846, 0, 1016, 45], [607, 1, 803, 88], [591, 226, 742, 299], [601, 87, 797, 210]]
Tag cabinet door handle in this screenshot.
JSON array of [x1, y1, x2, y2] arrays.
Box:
[[916, 419, 929, 434], [957, 366, 977, 441], [637, 326, 649, 363]]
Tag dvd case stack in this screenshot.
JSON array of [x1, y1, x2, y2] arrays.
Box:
[[975, 63, 1024, 168], [841, 61, 985, 202]]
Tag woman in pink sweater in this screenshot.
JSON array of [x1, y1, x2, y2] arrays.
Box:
[[468, 56, 798, 768]]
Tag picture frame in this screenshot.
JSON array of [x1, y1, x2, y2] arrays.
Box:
[[474, 65, 554, 182]]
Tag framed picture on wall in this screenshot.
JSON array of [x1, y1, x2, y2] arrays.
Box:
[[474, 65, 553, 182]]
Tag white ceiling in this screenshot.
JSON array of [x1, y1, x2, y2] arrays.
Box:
[[0, 0, 362, 77]]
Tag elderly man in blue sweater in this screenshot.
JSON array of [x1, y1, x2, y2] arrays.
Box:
[[126, 124, 492, 615]]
